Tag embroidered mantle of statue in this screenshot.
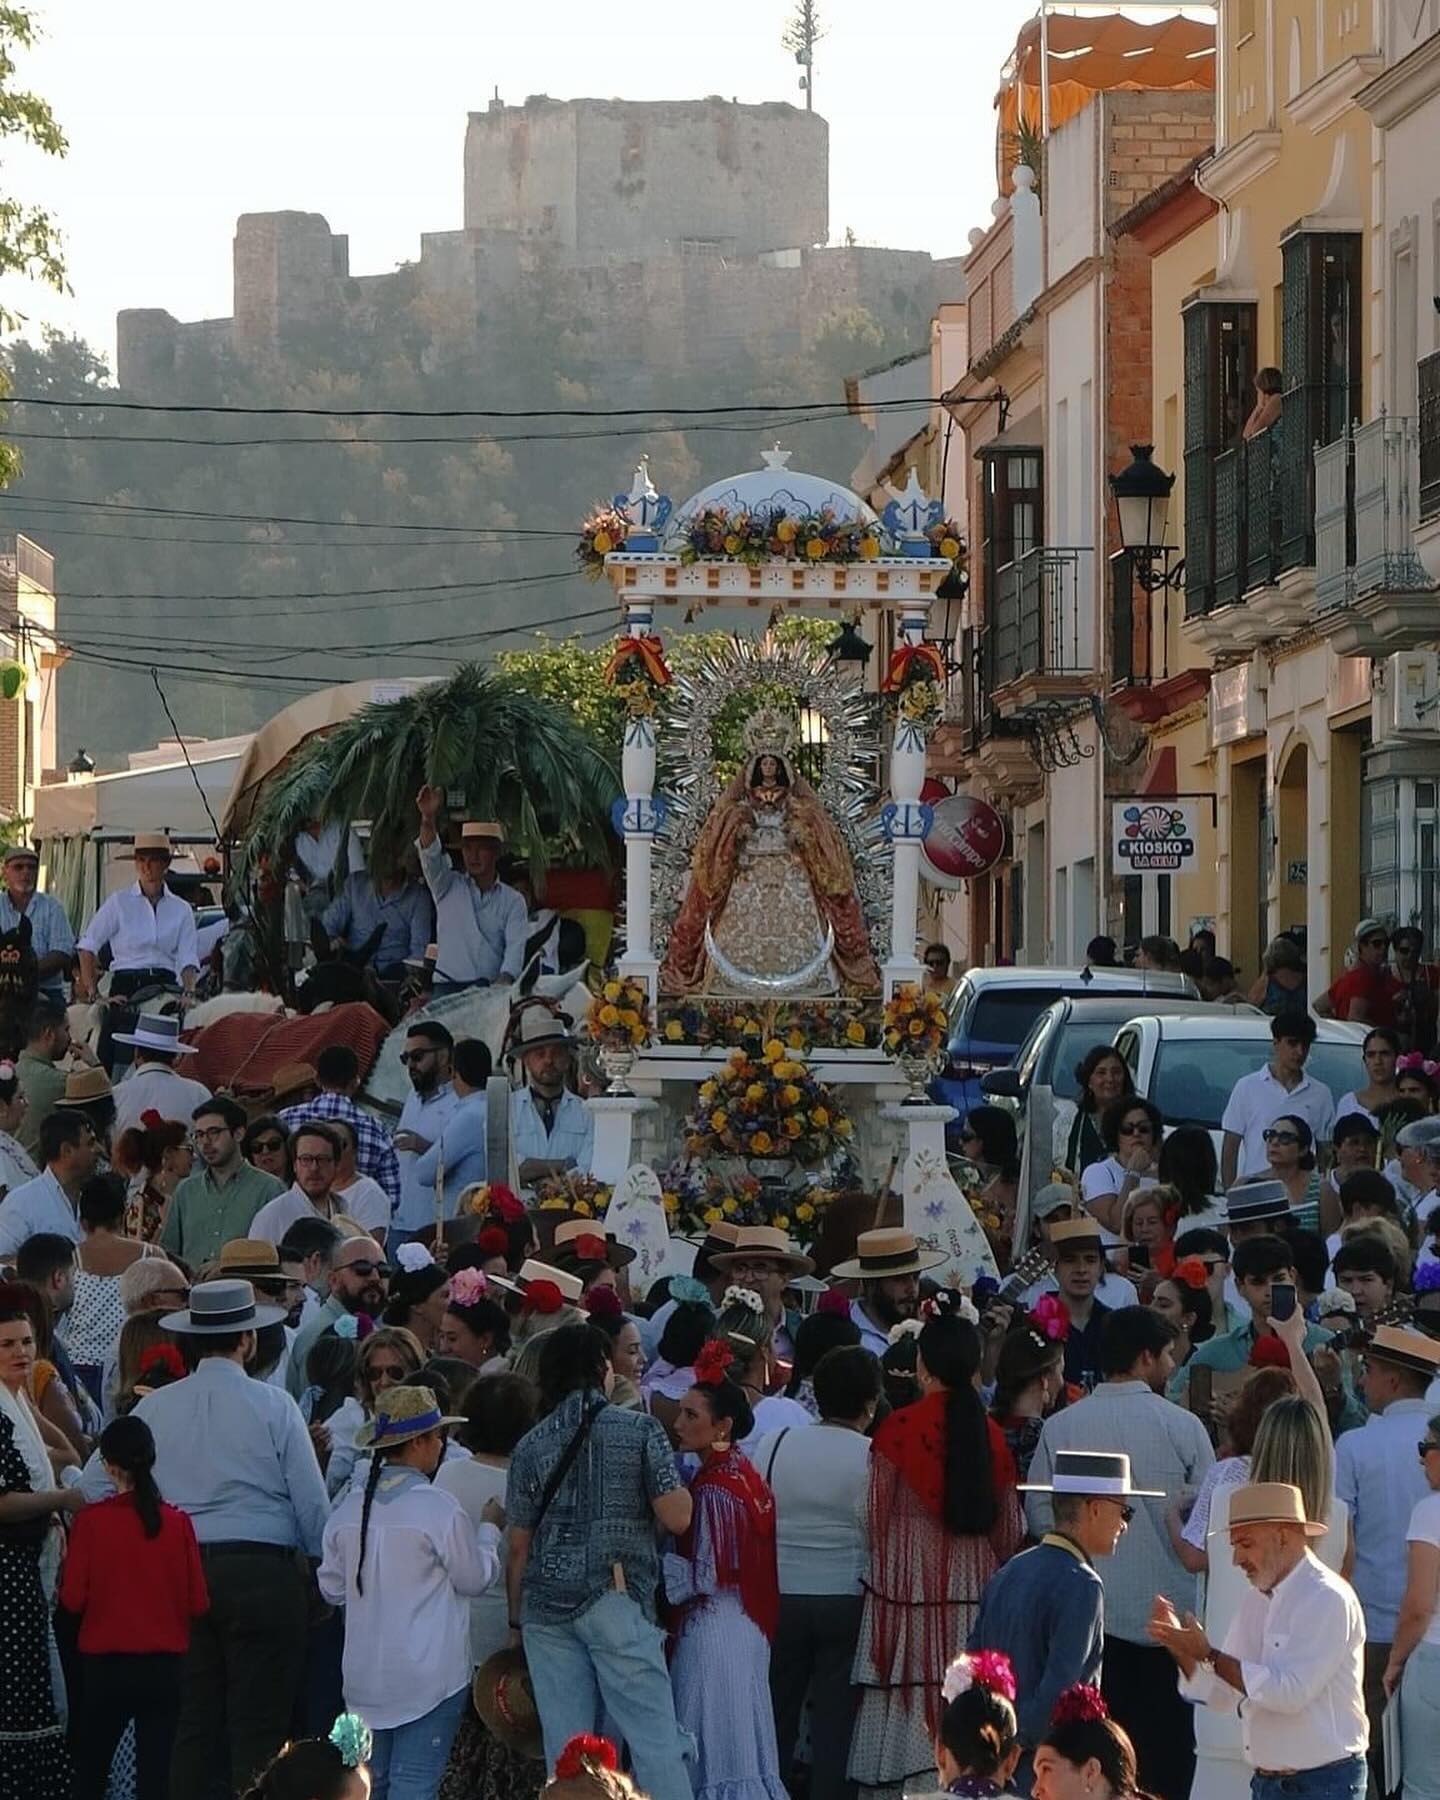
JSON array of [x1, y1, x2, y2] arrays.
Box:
[[660, 709, 880, 997]]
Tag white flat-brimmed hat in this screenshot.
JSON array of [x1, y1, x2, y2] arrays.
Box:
[[129, 832, 174, 858], [1227, 1481, 1327, 1535], [1018, 1449, 1164, 1498], [110, 1011, 199, 1056], [160, 1278, 286, 1335], [505, 1008, 577, 1058], [831, 1228, 946, 1282]]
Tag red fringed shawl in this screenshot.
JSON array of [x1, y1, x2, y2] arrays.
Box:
[[866, 1393, 1023, 1735], [676, 1448, 780, 1641]]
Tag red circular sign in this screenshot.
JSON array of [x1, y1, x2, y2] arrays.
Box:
[[922, 795, 1007, 887]]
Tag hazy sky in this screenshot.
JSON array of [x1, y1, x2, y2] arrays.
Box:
[[3, 0, 1056, 365]]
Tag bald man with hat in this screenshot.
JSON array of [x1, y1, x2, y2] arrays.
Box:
[[1151, 1482, 1367, 1800], [414, 785, 528, 991]]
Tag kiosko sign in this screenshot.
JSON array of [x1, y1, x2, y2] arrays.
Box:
[[1112, 800, 1198, 874], [922, 795, 1007, 888]]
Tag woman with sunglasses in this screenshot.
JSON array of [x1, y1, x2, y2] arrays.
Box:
[[242, 1116, 293, 1187], [1080, 1098, 1163, 1239], [1333, 1028, 1401, 1129], [1051, 1048, 1134, 1180], [323, 1325, 426, 1500], [1384, 1413, 1440, 1800], [1261, 1114, 1322, 1232], [1317, 920, 1402, 1027], [923, 943, 959, 1002]]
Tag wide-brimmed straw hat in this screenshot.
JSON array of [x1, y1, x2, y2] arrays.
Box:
[[110, 1012, 199, 1056], [216, 1239, 281, 1280], [473, 1645, 543, 1759], [129, 832, 174, 859], [160, 1278, 286, 1335], [1018, 1449, 1164, 1498], [505, 1008, 578, 1059], [551, 1216, 636, 1271], [1048, 1216, 1105, 1253], [353, 1383, 465, 1451], [1227, 1481, 1327, 1536], [1365, 1322, 1440, 1381], [461, 821, 506, 844], [831, 1227, 945, 1282], [1223, 1180, 1297, 1227], [488, 1257, 585, 1305], [710, 1224, 814, 1279], [63, 1065, 115, 1105]]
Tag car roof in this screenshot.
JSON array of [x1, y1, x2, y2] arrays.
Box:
[[957, 967, 1196, 994], [1121, 1013, 1367, 1042], [1045, 995, 1259, 1021]]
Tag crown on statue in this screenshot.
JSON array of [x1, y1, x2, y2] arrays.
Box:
[[741, 705, 799, 762]]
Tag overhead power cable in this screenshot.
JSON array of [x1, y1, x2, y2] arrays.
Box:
[[3, 391, 970, 421]]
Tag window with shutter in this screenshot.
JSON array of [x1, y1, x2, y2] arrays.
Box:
[[1182, 300, 1256, 614], [1278, 230, 1362, 571]]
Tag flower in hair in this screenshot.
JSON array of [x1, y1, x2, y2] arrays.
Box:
[[943, 1649, 1017, 1705], [141, 1108, 165, 1130], [449, 1267, 489, 1308], [888, 1317, 924, 1345], [0, 1059, 15, 1082], [332, 1313, 360, 1342], [556, 1735, 619, 1781], [1414, 1259, 1440, 1294], [816, 1286, 852, 1317], [1030, 1293, 1070, 1343], [584, 1284, 623, 1320], [1248, 1333, 1291, 1369], [524, 1279, 564, 1315], [694, 1338, 735, 1385], [1173, 1256, 1209, 1291], [668, 1274, 710, 1306], [328, 1711, 372, 1768], [1052, 1684, 1109, 1726], [395, 1241, 434, 1274], [489, 1185, 526, 1223], [922, 1289, 978, 1325], [478, 1226, 510, 1258], [139, 1344, 185, 1382], [723, 1284, 763, 1314]]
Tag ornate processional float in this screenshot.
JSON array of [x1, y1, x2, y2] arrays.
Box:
[[571, 447, 1000, 1292]]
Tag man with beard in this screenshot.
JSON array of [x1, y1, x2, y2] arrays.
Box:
[[1151, 1482, 1367, 1800], [830, 1228, 946, 1355], [507, 1009, 593, 1189], [391, 1019, 461, 1241], [284, 1233, 390, 1400], [162, 1096, 287, 1267], [248, 1124, 366, 1245]]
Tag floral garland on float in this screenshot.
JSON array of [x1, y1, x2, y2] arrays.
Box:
[[657, 996, 883, 1053], [880, 639, 947, 748], [586, 974, 651, 1096], [683, 1037, 853, 1167], [678, 504, 883, 567], [924, 516, 967, 574], [576, 504, 630, 577], [666, 1165, 849, 1249], [602, 631, 673, 722]]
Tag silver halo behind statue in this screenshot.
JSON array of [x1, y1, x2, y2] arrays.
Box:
[[702, 919, 836, 995]]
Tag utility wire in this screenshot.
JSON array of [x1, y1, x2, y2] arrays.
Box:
[[3, 391, 971, 420]]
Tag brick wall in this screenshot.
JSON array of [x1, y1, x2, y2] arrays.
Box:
[[1102, 91, 1214, 227], [1104, 229, 1159, 561]]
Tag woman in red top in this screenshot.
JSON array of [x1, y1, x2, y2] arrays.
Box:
[[59, 1414, 208, 1800], [850, 1295, 1025, 1799]]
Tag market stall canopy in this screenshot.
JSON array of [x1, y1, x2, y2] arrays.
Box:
[[996, 9, 1215, 190], [221, 677, 434, 840]]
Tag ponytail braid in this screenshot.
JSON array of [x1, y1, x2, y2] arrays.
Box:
[[354, 1449, 390, 1596]]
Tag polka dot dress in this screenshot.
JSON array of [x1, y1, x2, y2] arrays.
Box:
[[0, 1414, 72, 1800]]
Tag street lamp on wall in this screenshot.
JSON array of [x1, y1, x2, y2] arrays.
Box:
[[1108, 443, 1184, 594]]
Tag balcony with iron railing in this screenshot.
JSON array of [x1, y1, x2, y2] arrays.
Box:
[[1311, 414, 1437, 655], [986, 545, 1097, 716]]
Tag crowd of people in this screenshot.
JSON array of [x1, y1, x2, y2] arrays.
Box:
[[4, 824, 1440, 1800]]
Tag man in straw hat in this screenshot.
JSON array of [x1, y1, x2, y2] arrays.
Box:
[[1150, 1481, 1367, 1800], [831, 1228, 945, 1356], [974, 1450, 1156, 1784], [74, 831, 201, 1005], [110, 1011, 212, 1138], [507, 1008, 594, 1188], [709, 1223, 813, 1362], [415, 785, 528, 991], [1027, 1307, 1214, 1800], [0, 841, 74, 998], [76, 1278, 330, 1796], [1334, 1322, 1440, 1780]]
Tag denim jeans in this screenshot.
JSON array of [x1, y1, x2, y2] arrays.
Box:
[[368, 1687, 468, 1800], [1251, 1755, 1368, 1800], [1401, 1643, 1440, 1800], [523, 1591, 693, 1800]]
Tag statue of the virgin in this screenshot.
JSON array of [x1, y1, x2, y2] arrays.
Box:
[[660, 707, 880, 996]]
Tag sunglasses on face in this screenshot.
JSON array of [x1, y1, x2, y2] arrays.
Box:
[[1263, 1129, 1301, 1145], [249, 1137, 285, 1155], [1421, 1441, 1440, 1460], [399, 1048, 438, 1066], [343, 1260, 390, 1279], [1118, 1120, 1154, 1136], [1118, 1503, 1135, 1524], [369, 1363, 410, 1383]]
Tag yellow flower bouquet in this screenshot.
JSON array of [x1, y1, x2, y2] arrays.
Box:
[[683, 1039, 851, 1168], [587, 976, 651, 1051]]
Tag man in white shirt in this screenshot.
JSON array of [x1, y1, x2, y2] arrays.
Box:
[[1151, 1481, 1367, 1800], [414, 787, 528, 991], [0, 1108, 99, 1256], [830, 1228, 944, 1355], [390, 1020, 461, 1240], [74, 832, 201, 1003], [506, 1010, 593, 1188], [1221, 1010, 1336, 1188], [250, 1123, 369, 1245], [1333, 1323, 1440, 1783], [1, 844, 76, 998], [110, 1013, 213, 1135]]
